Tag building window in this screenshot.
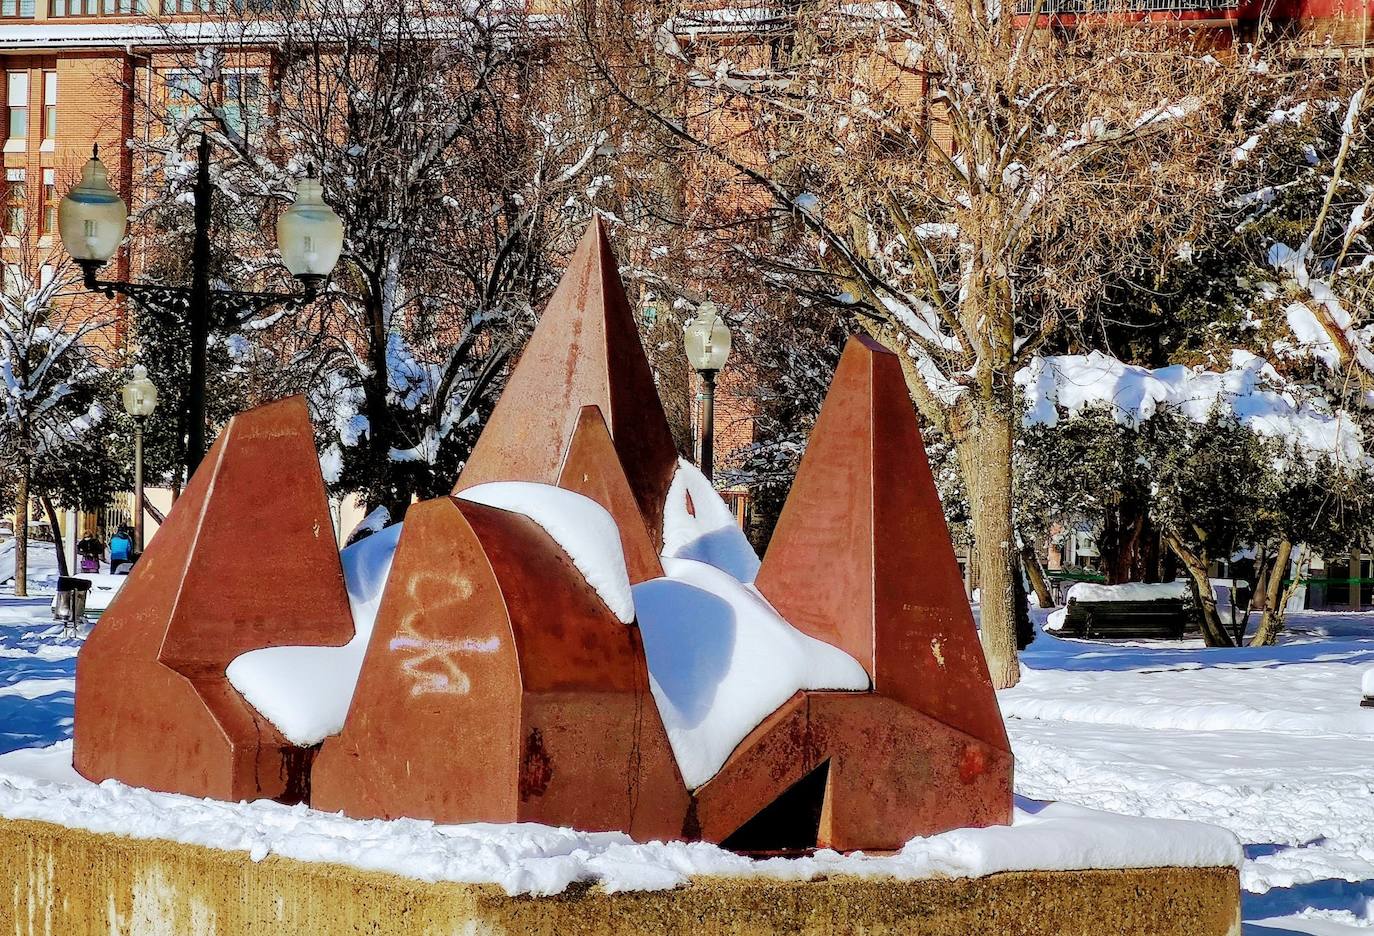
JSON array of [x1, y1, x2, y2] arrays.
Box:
[[38, 263, 53, 289], [41, 71, 54, 140], [40, 168, 54, 235], [165, 70, 203, 127], [50, 0, 142, 14], [0, 0, 35, 15], [221, 70, 263, 141], [7, 71, 27, 141], [5, 168, 26, 235]]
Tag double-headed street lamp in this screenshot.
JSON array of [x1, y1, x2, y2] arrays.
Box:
[[121, 365, 158, 554], [683, 301, 732, 483], [58, 133, 344, 476]]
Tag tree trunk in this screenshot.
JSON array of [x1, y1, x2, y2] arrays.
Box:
[[1013, 556, 1035, 650], [13, 467, 28, 598], [1250, 540, 1297, 647], [1020, 537, 1054, 609], [1103, 496, 1148, 585], [39, 492, 67, 579], [1163, 531, 1233, 647], [958, 404, 1020, 689], [363, 279, 409, 523]]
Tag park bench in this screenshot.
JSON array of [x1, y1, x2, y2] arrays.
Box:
[[1058, 597, 1196, 640]]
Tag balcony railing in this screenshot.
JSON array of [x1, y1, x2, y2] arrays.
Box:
[[1015, 0, 1240, 13]]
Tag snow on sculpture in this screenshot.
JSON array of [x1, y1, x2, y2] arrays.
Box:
[[72, 219, 1012, 853], [309, 491, 692, 841]]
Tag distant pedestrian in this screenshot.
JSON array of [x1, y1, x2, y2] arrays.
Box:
[[109, 525, 134, 572], [76, 529, 103, 574]]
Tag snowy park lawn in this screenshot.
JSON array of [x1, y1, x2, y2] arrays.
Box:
[[0, 588, 1371, 932], [1009, 608, 1374, 935]]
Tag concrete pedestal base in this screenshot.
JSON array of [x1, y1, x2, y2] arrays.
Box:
[[0, 818, 1240, 936]]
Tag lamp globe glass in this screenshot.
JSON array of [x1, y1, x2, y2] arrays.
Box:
[[683, 301, 732, 373], [58, 153, 128, 264], [277, 177, 344, 280]]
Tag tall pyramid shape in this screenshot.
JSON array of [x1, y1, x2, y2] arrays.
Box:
[[557, 405, 664, 584], [455, 218, 679, 545], [74, 396, 354, 802], [754, 336, 1009, 755]]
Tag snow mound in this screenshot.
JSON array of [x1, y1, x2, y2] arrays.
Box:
[[458, 482, 634, 624], [0, 745, 1242, 895], [635, 557, 870, 789], [1017, 350, 1364, 463], [1362, 668, 1374, 699], [0, 539, 61, 592], [226, 524, 401, 747], [662, 459, 761, 583], [1066, 581, 1192, 603], [1045, 607, 1068, 632]]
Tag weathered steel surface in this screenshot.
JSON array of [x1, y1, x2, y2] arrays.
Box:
[[73, 396, 353, 802], [755, 336, 1011, 757], [312, 496, 689, 840], [73, 219, 1014, 853], [454, 218, 679, 545], [690, 691, 1012, 851], [557, 405, 664, 584]]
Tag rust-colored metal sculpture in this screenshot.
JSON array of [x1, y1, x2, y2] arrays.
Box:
[[556, 405, 664, 584], [756, 336, 1011, 755], [311, 495, 689, 840], [73, 221, 1011, 856], [454, 217, 680, 546], [73, 396, 353, 802], [701, 334, 1015, 850]]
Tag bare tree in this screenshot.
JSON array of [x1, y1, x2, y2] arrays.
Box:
[[131, 0, 611, 516], [574, 0, 1253, 684], [0, 232, 118, 595]]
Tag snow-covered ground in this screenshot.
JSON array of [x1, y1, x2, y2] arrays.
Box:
[[0, 595, 77, 755], [1008, 608, 1374, 934], [2, 587, 1373, 930]]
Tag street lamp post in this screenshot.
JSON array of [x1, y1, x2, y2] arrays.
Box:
[[682, 301, 732, 483], [121, 365, 159, 553], [58, 135, 344, 476]]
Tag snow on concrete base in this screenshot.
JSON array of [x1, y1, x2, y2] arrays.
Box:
[[0, 743, 1240, 897]]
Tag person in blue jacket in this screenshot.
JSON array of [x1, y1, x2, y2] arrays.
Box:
[[108, 525, 134, 570]]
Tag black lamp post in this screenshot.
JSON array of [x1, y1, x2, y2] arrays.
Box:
[[683, 301, 732, 483], [58, 133, 344, 475]]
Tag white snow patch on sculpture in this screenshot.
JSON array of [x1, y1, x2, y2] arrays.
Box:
[[634, 557, 870, 789], [0, 746, 1242, 896], [227, 523, 401, 747], [457, 482, 635, 624], [661, 459, 761, 583]]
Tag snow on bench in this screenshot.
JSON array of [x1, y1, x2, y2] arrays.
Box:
[[1046, 581, 1195, 639]]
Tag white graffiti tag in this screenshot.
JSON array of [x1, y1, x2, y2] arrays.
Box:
[[389, 634, 501, 696]]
